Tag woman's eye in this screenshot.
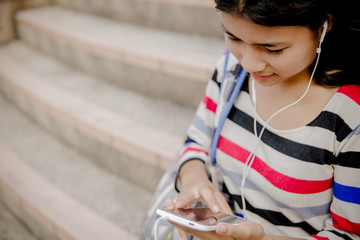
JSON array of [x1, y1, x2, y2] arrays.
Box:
[[266, 48, 284, 55], [225, 32, 241, 42], [228, 36, 241, 42]]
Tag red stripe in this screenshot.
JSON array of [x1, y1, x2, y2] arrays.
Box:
[[202, 95, 217, 113], [332, 210, 360, 235], [217, 136, 333, 194], [310, 235, 329, 240], [180, 147, 209, 160], [337, 85, 360, 105]]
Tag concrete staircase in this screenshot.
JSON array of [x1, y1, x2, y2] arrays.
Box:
[[0, 0, 224, 239]]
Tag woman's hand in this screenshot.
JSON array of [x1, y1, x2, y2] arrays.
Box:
[[168, 220, 234, 240], [216, 222, 267, 240], [166, 160, 232, 240], [174, 160, 232, 214], [167, 161, 305, 240], [165, 218, 267, 240], [216, 222, 305, 240]]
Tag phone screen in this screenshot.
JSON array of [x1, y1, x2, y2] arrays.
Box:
[[164, 207, 243, 227]]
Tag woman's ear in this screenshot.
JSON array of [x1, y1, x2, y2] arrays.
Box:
[[317, 14, 335, 43], [326, 14, 335, 32]]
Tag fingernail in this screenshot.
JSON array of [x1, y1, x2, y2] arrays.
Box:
[[212, 205, 219, 213], [208, 217, 217, 225], [175, 200, 182, 208], [216, 223, 227, 235]]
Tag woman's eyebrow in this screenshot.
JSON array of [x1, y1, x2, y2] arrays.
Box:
[[222, 25, 241, 39], [222, 25, 289, 47]]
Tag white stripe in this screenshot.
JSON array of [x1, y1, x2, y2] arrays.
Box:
[[235, 93, 340, 152], [328, 93, 360, 129], [219, 120, 335, 181], [331, 198, 360, 224], [219, 167, 331, 219], [221, 170, 332, 210], [334, 165, 360, 187], [245, 211, 312, 237], [337, 129, 360, 154]]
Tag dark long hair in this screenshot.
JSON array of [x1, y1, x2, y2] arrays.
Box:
[[215, 0, 360, 86]]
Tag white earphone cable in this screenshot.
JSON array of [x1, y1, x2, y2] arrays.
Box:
[[154, 217, 163, 240], [240, 31, 325, 219]]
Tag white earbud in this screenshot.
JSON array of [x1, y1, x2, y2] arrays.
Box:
[[320, 20, 329, 43], [317, 20, 329, 53]]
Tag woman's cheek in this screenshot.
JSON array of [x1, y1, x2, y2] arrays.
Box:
[[271, 49, 314, 79]]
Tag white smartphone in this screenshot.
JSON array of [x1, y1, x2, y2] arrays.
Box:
[[156, 207, 244, 232]]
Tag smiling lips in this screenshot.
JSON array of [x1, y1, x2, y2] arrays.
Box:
[[251, 73, 275, 81]]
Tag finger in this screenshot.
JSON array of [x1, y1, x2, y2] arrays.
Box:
[[213, 190, 233, 214], [170, 221, 190, 240], [166, 199, 176, 209], [216, 222, 265, 239], [177, 228, 189, 240], [175, 191, 198, 209], [216, 223, 229, 236], [198, 216, 217, 226], [172, 221, 213, 240], [174, 221, 234, 240], [200, 187, 221, 213]]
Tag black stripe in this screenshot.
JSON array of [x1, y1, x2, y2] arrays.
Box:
[[308, 111, 352, 142], [211, 69, 221, 88], [228, 107, 335, 165], [335, 151, 360, 168], [185, 137, 196, 144], [329, 230, 353, 240], [232, 195, 319, 235]]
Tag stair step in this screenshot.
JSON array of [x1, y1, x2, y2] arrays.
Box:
[[0, 92, 150, 239], [16, 6, 224, 108], [0, 200, 37, 240], [0, 41, 190, 191], [54, 0, 223, 37], [2, 41, 195, 137]]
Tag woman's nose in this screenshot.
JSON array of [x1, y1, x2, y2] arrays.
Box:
[[239, 47, 266, 73]]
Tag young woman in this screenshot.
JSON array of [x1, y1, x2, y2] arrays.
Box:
[[167, 0, 360, 239]]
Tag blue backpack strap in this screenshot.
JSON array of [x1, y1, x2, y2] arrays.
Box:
[[210, 51, 248, 165], [221, 49, 231, 89]]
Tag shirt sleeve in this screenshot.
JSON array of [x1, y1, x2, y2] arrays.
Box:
[[174, 53, 228, 191], [308, 125, 360, 240]]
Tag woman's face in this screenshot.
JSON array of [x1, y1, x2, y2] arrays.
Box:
[[222, 12, 319, 87]]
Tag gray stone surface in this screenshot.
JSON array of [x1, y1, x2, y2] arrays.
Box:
[[2, 41, 196, 137], [0, 93, 152, 236], [0, 41, 193, 191], [0, 0, 224, 238], [16, 6, 225, 108], [53, 0, 223, 37], [0, 200, 37, 240]]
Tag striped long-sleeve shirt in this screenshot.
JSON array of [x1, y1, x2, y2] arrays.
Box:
[[176, 53, 360, 240]]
